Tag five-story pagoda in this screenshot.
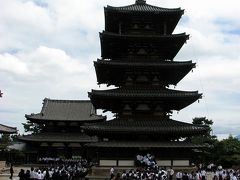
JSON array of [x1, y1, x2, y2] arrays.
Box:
[[82, 0, 209, 167]]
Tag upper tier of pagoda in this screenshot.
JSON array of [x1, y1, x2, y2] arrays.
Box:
[[100, 31, 189, 60], [104, 0, 184, 35], [88, 1, 202, 118], [94, 59, 195, 87]]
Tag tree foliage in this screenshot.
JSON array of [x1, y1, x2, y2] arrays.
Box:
[[191, 117, 218, 164], [191, 117, 240, 168], [192, 117, 217, 144], [0, 134, 17, 149], [214, 135, 240, 167], [22, 121, 43, 134]]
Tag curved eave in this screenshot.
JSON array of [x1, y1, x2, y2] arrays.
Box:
[[0, 124, 17, 134], [100, 31, 188, 39], [89, 88, 201, 99], [100, 32, 189, 60], [85, 141, 208, 148], [89, 88, 202, 112], [82, 119, 208, 136], [104, 4, 184, 14], [25, 114, 106, 123], [18, 133, 98, 143], [94, 60, 195, 86]]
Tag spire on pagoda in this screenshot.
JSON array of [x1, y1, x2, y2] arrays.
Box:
[[136, 0, 146, 4]]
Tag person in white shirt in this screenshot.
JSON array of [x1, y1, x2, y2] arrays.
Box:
[[201, 169, 206, 180], [169, 168, 174, 180], [110, 167, 114, 175], [30, 167, 35, 180], [195, 171, 201, 180]]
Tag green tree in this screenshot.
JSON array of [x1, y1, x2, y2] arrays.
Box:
[[22, 121, 43, 134], [192, 117, 217, 144], [191, 117, 218, 164], [214, 135, 240, 167], [0, 134, 11, 149]]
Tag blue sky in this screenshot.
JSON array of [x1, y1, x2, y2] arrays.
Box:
[[0, 0, 240, 139]]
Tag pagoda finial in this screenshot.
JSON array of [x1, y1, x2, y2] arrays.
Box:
[[135, 0, 146, 5]]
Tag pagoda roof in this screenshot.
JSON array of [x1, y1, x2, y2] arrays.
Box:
[[86, 141, 207, 148], [26, 98, 105, 122], [100, 32, 188, 60], [0, 124, 17, 134], [82, 118, 208, 136], [89, 87, 201, 112], [105, 1, 183, 14], [18, 133, 98, 143], [101, 31, 188, 39], [90, 87, 200, 99], [94, 59, 195, 86]]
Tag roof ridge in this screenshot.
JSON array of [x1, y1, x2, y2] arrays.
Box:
[[0, 124, 17, 130], [106, 3, 182, 12], [43, 98, 91, 103]]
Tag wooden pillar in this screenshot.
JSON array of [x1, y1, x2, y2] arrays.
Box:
[[163, 22, 167, 35], [119, 22, 122, 35]]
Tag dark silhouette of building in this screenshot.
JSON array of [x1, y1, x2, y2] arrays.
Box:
[[82, 0, 209, 167]]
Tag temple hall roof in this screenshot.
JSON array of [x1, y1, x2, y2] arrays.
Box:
[[18, 133, 98, 143], [26, 98, 105, 122], [82, 118, 208, 136], [0, 124, 17, 134]]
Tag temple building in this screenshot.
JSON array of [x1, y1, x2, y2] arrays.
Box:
[[19, 99, 105, 162], [81, 0, 209, 167], [0, 124, 17, 135]]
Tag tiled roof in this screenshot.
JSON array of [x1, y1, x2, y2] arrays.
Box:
[[101, 31, 188, 39], [94, 60, 195, 86], [95, 59, 194, 67], [26, 98, 105, 122], [82, 118, 208, 136], [105, 2, 183, 14], [90, 87, 200, 98], [0, 124, 17, 134], [86, 141, 207, 148], [18, 133, 98, 143]]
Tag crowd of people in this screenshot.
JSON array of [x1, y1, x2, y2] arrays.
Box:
[[174, 167, 240, 180], [110, 154, 170, 180], [136, 154, 158, 168], [109, 155, 240, 180], [18, 157, 91, 180], [112, 166, 240, 180], [14, 155, 240, 180]]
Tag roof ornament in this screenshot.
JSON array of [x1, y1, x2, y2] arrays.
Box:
[[135, 0, 146, 5]]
